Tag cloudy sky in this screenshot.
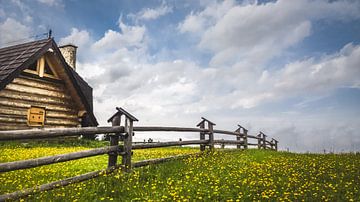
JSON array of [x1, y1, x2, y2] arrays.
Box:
[[1, 0, 360, 152]]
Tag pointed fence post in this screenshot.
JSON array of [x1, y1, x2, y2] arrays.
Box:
[[197, 117, 216, 151], [108, 107, 138, 172], [107, 113, 121, 168]]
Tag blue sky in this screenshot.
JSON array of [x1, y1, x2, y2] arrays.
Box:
[[1, 0, 360, 152]]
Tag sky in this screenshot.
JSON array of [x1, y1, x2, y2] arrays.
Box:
[[0, 0, 360, 152]]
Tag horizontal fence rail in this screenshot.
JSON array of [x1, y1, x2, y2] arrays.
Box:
[[0, 107, 279, 201], [0, 145, 124, 173], [0, 126, 124, 141]]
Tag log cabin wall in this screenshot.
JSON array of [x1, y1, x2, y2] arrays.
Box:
[[0, 74, 81, 130]]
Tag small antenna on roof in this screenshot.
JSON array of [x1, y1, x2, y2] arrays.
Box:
[[48, 29, 52, 39]]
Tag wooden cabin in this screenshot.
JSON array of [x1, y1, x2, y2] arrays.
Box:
[[0, 38, 98, 131]]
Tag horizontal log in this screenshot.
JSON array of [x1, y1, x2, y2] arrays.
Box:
[[213, 129, 240, 136], [0, 126, 124, 141], [0, 145, 124, 172], [247, 143, 259, 146], [0, 89, 73, 106], [0, 165, 123, 201], [14, 76, 65, 92], [0, 98, 76, 113], [213, 140, 244, 145], [133, 153, 200, 168], [132, 140, 209, 149], [133, 126, 208, 133], [0, 105, 78, 120], [247, 135, 261, 140]]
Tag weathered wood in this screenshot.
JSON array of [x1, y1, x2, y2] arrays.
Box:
[[0, 145, 123, 173], [133, 126, 208, 133], [0, 165, 123, 201], [243, 129, 248, 149], [257, 133, 262, 149], [0, 126, 124, 141], [213, 129, 239, 136], [208, 123, 214, 150], [198, 121, 206, 151], [132, 140, 209, 149], [122, 118, 133, 172], [108, 115, 121, 168], [214, 140, 244, 145]]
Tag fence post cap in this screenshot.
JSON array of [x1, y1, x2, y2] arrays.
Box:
[[236, 124, 248, 133], [107, 107, 139, 123], [196, 117, 216, 127]]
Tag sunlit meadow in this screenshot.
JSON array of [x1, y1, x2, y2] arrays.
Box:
[[0, 140, 359, 201]]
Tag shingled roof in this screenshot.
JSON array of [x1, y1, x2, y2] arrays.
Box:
[[0, 38, 98, 126]]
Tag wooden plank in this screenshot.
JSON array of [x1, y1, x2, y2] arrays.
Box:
[[15, 76, 65, 92], [122, 119, 133, 172], [133, 126, 208, 133], [108, 115, 120, 168], [0, 146, 123, 173], [5, 83, 71, 99], [214, 140, 244, 145], [0, 89, 73, 106], [132, 140, 209, 149], [0, 105, 78, 120], [198, 121, 206, 151], [213, 129, 240, 136], [0, 126, 124, 141], [0, 97, 77, 113]]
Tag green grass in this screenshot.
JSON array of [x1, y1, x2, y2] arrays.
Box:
[[1, 140, 360, 201]]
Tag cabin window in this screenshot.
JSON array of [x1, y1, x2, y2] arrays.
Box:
[[24, 56, 59, 79], [27, 106, 45, 126]]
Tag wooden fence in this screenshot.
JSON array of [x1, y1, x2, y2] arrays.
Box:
[[0, 107, 278, 201]]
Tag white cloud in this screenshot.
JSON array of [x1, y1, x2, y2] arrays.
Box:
[[0, 18, 32, 47], [57, 1, 360, 152], [179, 0, 360, 67], [59, 28, 91, 48], [92, 21, 146, 52], [131, 4, 172, 21], [37, 0, 63, 7]]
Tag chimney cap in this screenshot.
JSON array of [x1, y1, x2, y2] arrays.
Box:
[[58, 44, 78, 49]]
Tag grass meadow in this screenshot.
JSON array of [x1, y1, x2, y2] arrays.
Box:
[[0, 140, 359, 201]]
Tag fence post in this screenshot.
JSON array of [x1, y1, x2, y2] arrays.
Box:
[[274, 139, 278, 151], [257, 133, 262, 149], [107, 112, 121, 168], [197, 121, 206, 151], [197, 117, 216, 151], [243, 128, 248, 149], [235, 125, 242, 149], [262, 132, 267, 149], [108, 107, 138, 172]]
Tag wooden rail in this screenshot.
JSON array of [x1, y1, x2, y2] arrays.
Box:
[[0, 107, 279, 201]]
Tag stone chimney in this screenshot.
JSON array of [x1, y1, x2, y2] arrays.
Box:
[[59, 44, 77, 70]]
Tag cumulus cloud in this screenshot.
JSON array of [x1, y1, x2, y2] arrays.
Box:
[[0, 18, 32, 47], [57, 0, 360, 152], [59, 28, 91, 48], [130, 4, 172, 21], [92, 21, 146, 52], [179, 0, 360, 67]]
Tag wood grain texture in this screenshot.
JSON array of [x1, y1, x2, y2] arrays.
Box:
[[0, 75, 82, 130]]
